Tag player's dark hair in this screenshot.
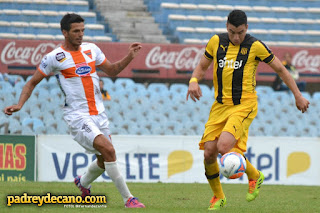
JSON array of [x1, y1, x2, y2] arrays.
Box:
[[227, 10, 247, 27], [60, 13, 84, 32]]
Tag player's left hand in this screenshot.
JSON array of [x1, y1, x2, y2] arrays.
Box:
[[295, 95, 309, 113], [128, 42, 142, 58]]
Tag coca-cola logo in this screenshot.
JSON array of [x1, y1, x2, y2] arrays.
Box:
[[145, 46, 205, 70], [1, 41, 59, 65], [292, 50, 320, 73]]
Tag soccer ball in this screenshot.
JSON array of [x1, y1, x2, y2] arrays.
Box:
[[219, 152, 246, 179]]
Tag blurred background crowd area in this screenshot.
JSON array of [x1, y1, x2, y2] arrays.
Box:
[[0, 0, 320, 137], [0, 74, 319, 137]]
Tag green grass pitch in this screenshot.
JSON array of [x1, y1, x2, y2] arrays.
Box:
[[1, 182, 319, 213]]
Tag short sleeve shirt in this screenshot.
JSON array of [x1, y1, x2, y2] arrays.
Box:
[[38, 42, 107, 115]]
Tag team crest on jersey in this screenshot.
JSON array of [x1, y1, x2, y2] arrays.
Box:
[[75, 62, 92, 76], [240, 48, 248, 55], [56, 52, 66, 62], [84, 50, 92, 59]]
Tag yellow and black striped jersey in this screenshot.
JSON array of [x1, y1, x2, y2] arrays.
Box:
[[205, 33, 275, 105]]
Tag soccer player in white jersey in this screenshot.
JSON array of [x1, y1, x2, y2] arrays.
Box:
[[4, 13, 145, 208]]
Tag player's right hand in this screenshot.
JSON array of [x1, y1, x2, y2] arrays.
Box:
[[186, 82, 202, 102], [128, 42, 142, 59], [4, 105, 21, 115], [295, 95, 309, 113]]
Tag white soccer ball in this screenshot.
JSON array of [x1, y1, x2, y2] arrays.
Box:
[[219, 152, 247, 179]]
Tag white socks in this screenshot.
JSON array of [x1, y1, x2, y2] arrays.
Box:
[[104, 161, 133, 203], [80, 159, 104, 188]]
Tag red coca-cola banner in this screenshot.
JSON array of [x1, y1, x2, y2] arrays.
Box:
[[1, 39, 320, 82]]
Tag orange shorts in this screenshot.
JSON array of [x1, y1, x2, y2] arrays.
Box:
[[199, 99, 258, 152]]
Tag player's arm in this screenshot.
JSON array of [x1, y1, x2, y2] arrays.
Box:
[[98, 42, 142, 77], [186, 55, 212, 102], [269, 56, 309, 113], [4, 70, 45, 115]]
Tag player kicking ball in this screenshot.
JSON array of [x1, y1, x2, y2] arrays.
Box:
[[4, 13, 145, 208], [186, 10, 309, 210]]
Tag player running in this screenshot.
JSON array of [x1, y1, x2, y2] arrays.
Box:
[[4, 13, 145, 208], [186, 10, 309, 210]]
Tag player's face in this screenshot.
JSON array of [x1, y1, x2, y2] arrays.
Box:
[[226, 23, 248, 45], [64, 22, 85, 47]]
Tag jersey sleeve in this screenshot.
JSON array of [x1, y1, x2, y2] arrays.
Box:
[[38, 53, 55, 76], [92, 44, 107, 66], [204, 35, 219, 60], [254, 40, 275, 64]]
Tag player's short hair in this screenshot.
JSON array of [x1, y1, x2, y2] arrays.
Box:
[[60, 13, 85, 32], [227, 10, 247, 27]]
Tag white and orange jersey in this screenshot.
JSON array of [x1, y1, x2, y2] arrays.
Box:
[[38, 42, 107, 116]]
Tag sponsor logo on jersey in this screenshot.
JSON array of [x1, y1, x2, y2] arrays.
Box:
[[220, 45, 227, 52], [84, 50, 92, 59], [218, 57, 243, 69], [75, 62, 92, 76], [56, 52, 66, 62], [75, 66, 92, 76]]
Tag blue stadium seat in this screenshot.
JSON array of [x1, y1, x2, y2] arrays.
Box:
[[84, 24, 105, 36], [114, 78, 135, 90], [8, 119, 22, 134], [35, 125, 46, 134], [57, 120, 70, 134], [159, 2, 181, 23], [215, 5, 234, 16], [256, 85, 274, 95], [0, 21, 11, 33], [148, 83, 169, 96], [78, 12, 97, 24], [40, 11, 60, 23], [168, 14, 188, 30], [21, 10, 41, 22], [170, 83, 189, 95], [312, 91, 320, 101], [2, 9, 22, 21], [174, 26, 196, 41], [0, 81, 14, 92], [128, 83, 148, 96], [151, 126, 167, 135], [180, 3, 199, 15], [12, 111, 29, 123]]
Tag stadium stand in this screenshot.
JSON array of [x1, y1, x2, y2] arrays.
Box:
[[0, 0, 113, 42], [0, 0, 319, 137], [1, 73, 319, 137], [144, 0, 320, 46], [1, 0, 319, 45], [92, 0, 169, 43]]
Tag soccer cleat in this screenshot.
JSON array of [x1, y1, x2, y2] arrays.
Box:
[[74, 175, 91, 198], [125, 197, 145, 208], [208, 196, 226, 210], [246, 170, 265, 202]]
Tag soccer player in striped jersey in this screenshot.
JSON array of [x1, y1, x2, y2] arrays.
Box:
[[186, 10, 309, 210], [4, 13, 145, 208]]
